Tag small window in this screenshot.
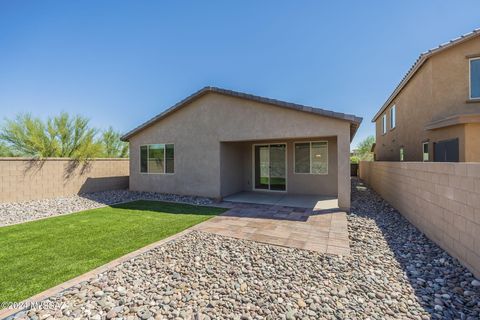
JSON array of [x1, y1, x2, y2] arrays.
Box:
[[400, 147, 404, 161], [382, 114, 387, 134], [422, 142, 429, 161], [470, 58, 480, 99], [390, 105, 396, 129], [140, 144, 175, 174], [294, 141, 328, 174]]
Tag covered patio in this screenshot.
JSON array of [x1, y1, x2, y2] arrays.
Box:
[[219, 136, 347, 205]]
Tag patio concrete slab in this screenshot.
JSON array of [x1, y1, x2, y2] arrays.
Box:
[[194, 201, 350, 256], [223, 191, 338, 210]]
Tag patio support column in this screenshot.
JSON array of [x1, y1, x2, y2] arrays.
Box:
[[337, 132, 351, 210]]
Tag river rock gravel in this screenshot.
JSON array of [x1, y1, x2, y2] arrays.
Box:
[[0, 190, 215, 227], [8, 179, 480, 319]]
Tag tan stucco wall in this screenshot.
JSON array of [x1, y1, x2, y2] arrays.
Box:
[[375, 37, 480, 161], [220, 141, 247, 197], [359, 161, 480, 278], [128, 93, 352, 208], [0, 158, 129, 203], [465, 123, 480, 161], [219, 137, 338, 197]]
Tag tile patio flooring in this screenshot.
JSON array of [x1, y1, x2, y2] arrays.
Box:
[[195, 202, 350, 255]]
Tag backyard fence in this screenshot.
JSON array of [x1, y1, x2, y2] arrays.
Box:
[[0, 158, 129, 203], [359, 161, 480, 278]]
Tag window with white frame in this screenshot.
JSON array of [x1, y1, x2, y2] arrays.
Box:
[[422, 142, 429, 161], [382, 114, 387, 134], [470, 58, 480, 99], [140, 144, 174, 174], [390, 105, 396, 129], [294, 141, 328, 174]]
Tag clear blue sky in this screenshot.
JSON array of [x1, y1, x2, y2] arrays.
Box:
[[1, 1, 479, 148]]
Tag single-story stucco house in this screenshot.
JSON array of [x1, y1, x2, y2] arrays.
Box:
[[121, 87, 362, 210]]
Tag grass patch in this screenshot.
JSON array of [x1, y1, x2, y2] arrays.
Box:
[[0, 200, 226, 302]]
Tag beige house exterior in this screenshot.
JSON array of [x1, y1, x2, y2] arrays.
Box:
[[373, 29, 480, 162], [121, 87, 361, 209]]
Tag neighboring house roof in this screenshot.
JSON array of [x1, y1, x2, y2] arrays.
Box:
[[372, 28, 480, 122], [121, 86, 363, 141]]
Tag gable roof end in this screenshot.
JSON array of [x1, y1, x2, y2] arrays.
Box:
[[121, 86, 363, 141], [372, 28, 480, 122]]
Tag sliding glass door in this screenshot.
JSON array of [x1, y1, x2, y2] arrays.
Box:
[[254, 144, 286, 191]]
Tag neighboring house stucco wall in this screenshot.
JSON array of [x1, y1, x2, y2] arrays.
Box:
[[465, 123, 480, 161], [375, 36, 480, 162], [128, 92, 352, 208]]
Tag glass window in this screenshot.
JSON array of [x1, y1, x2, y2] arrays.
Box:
[[140, 146, 148, 173], [311, 142, 328, 174], [294, 143, 310, 173], [390, 105, 396, 129], [148, 144, 164, 173], [470, 58, 480, 99], [400, 147, 404, 161], [382, 114, 387, 134], [140, 144, 174, 174], [295, 141, 328, 174], [422, 142, 429, 161]]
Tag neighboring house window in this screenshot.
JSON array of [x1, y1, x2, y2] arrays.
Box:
[[140, 144, 174, 174], [422, 142, 429, 161], [382, 114, 387, 134], [400, 147, 404, 161], [390, 105, 396, 129], [294, 141, 328, 174], [470, 58, 480, 99]]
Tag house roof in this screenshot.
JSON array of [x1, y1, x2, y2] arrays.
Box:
[[121, 86, 363, 141], [372, 28, 480, 122]]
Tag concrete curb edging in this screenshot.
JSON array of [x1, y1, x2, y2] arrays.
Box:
[[0, 227, 198, 319]]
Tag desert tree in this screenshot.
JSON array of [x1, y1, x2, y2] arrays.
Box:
[[0, 113, 101, 160], [355, 135, 375, 161], [100, 126, 129, 158]]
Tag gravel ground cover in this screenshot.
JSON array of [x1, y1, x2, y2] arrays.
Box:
[[7, 179, 480, 319], [0, 190, 215, 227]]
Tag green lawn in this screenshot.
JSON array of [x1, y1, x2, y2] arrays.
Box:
[[0, 200, 226, 302]]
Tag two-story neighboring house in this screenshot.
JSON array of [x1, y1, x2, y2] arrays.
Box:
[[372, 29, 480, 162]]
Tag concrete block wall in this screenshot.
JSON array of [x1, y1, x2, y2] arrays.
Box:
[[0, 158, 129, 203], [359, 161, 480, 278]]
